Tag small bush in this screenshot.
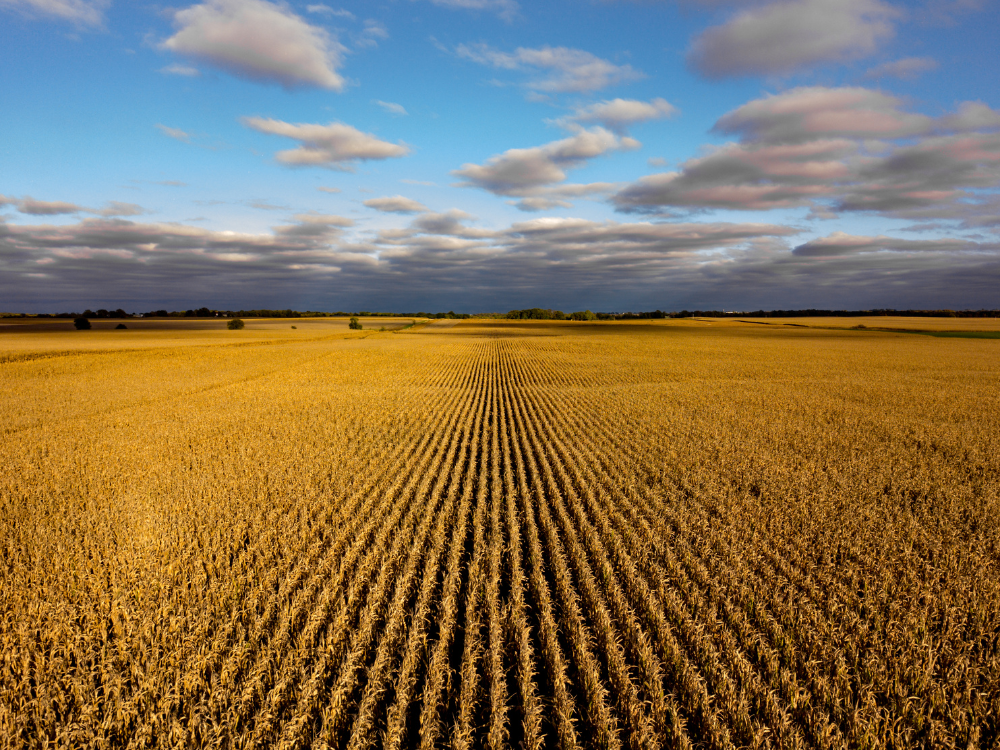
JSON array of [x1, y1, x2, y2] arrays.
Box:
[[349, 316, 362, 330], [73, 317, 91, 330], [291, 325, 297, 329], [228, 318, 245, 330], [115, 323, 127, 330]]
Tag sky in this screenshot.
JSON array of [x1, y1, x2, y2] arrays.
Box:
[[1, 0, 998, 313]]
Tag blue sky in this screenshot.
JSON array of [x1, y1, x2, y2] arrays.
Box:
[[1, 0, 998, 312]]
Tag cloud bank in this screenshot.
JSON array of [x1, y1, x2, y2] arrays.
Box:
[[6, 210, 1000, 311], [613, 86, 1000, 221]]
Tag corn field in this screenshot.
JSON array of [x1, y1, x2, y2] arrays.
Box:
[[2, 320, 999, 749]]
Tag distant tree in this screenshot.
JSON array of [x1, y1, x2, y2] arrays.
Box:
[[570, 310, 597, 321], [115, 323, 127, 329], [227, 318, 245, 330], [349, 316, 363, 330], [73, 317, 91, 330]]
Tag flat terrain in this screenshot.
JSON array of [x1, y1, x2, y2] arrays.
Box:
[[2, 320, 999, 749]]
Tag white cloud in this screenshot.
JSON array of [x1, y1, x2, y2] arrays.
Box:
[[456, 44, 643, 93], [156, 124, 193, 143], [558, 98, 677, 134], [162, 0, 346, 90], [355, 19, 388, 48], [612, 86, 1000, 217], [364, 196, 429, 214], [688, 0, 899, 78], [374, 100, 408, 116], [160, 63, 202, 77], [242, 117, 410, 169], [317, 186, 342, 193], [306, 4, 354, 18], [0, 0, 107, 26], [453, 127, 639, 197], [429, 0, 518, 21], [864, 56, 939, 81]]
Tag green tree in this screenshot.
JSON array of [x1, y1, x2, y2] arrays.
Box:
[[349, 316, 363, 330], [73, 317, 91, 330], [227, 318, 245, 330]]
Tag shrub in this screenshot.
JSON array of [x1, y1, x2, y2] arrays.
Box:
[[349, 316, 362, 330], [115, 323, 127, 330], [73, 317, 91, 330], [228, 318, 245, 330], [291, 325, 297, 329]]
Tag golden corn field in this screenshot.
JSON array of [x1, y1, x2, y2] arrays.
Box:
[[2, 318, 999, 749]]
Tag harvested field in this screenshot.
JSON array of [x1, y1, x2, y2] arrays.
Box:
[[2, 320, 999, 749]]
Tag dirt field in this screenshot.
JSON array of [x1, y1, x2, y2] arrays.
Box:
[[2, 319, 998, 749]]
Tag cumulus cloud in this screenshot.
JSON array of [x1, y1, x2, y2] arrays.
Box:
[[456, 44, 643, 93], [453, 127, 638, 199], [0, 0, 107, 26], [557, 98, 677, 134], [613, 86, 1000, 218], [364, 196, 429, 214], [162, 0, 345, 90], [688, 0, 899, 78], [864, 56, 939, 81], [242, 117, 410, 169], [374, 100, 408, 116], [712, 86, 930, 143]]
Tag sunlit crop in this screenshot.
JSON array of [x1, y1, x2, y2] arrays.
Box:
[[2, 319, 998, 749]]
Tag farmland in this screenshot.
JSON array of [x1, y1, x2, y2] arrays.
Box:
[[2, 318, 999, 749]]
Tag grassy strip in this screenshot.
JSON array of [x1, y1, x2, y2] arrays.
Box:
[[735, 319, 1000, 339]]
